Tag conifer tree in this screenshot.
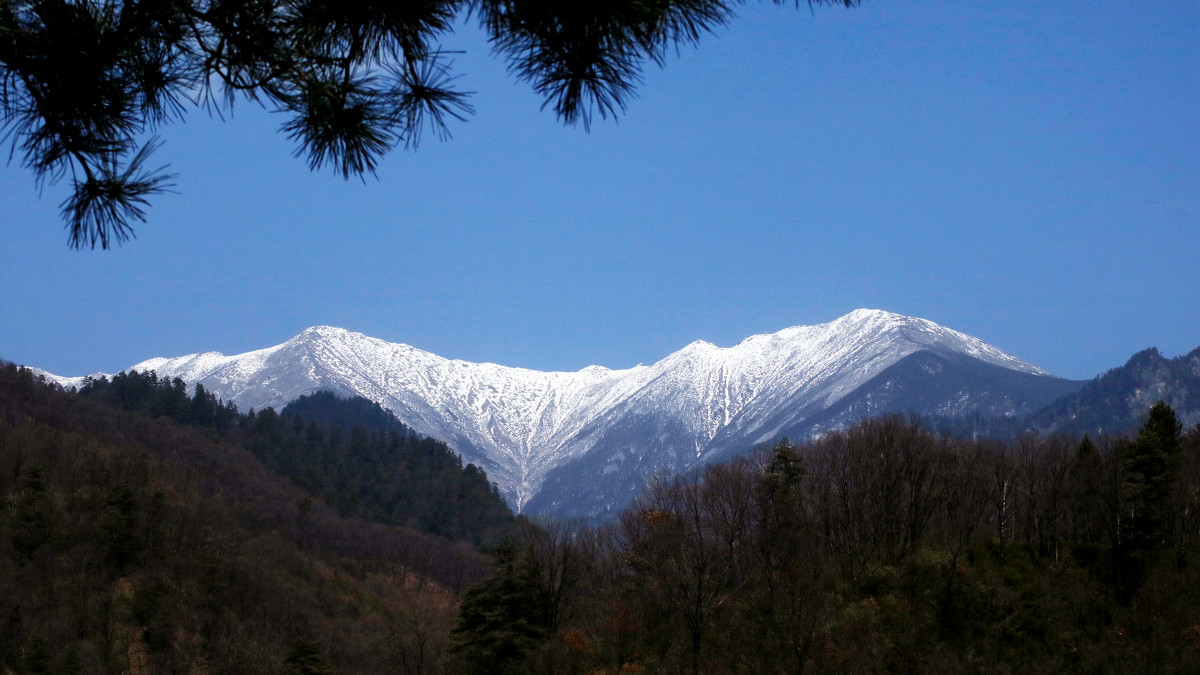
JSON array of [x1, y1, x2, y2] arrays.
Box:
[[1121, 401, 1183, 552], [22, 633, 49, 675], [98, 483, 139, 569], [1, 1, 863, 248], [281, 639, 336, 675], [11, 462, 49, 560], [447, 539, 547, 674]]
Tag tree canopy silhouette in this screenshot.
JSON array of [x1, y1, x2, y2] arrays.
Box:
[[1, 0, 862, 249]]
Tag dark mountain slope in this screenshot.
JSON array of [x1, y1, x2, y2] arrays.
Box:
[[527, 350, 1083, 519], [273, 391, 515, 544], [785, 349, 1085, 440], [1021, 346, 1200, 436], [74, 371, 515, 544], [0, 363, 487, 673], [281, 389, 418, 434]]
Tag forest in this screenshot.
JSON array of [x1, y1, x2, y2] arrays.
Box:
[[74, 373, 515, 545], [0, 364, 494, 673], [448, 408, 1200, 674], [1, 363, 1199, 673]]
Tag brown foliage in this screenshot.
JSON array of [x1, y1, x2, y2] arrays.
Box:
[[0, 363, 481, 673]]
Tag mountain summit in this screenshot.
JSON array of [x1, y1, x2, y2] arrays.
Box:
[[41, 310, 1075, 514]]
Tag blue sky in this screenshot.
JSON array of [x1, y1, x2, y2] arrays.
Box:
[[2, 0, 1197, 381]]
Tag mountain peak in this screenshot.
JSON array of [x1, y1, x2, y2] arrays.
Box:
[[1125, 346, 1163, 366], [742, 309, 912, 343], [843, 307, 905, 322], [295, 325, 356, 342], [833, 309, 946, 337]]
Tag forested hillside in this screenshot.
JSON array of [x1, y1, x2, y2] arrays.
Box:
[[448, 412, 1200, 674], [275, 392, 514, 543], [0, 364, 489, 673], [75, 373, 514, 544], [930, 345, 1200, 440], [1024, 346, 1200, 435]]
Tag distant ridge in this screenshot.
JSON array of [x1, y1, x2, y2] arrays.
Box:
[[1008, 345, 1198, 438], [34, 310, 1074, 515]]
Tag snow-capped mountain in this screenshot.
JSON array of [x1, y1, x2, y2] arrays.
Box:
[[37, 309, 1077, 514]]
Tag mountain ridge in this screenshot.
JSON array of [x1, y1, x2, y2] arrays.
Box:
[[33, 309, 1065, 512], [1011, 345, 1199, 437]]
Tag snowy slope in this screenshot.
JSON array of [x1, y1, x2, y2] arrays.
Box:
[[36, 309, 1056, 511]]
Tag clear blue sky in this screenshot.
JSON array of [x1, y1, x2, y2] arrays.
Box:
[[2, 0, 1197, 381]]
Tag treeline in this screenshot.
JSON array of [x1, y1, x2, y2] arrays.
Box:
[[76, 372, 514, 544], [260, 392, 513, 544], [77, 370, 240, 432], [0, 363, 489, 673], [450, 407, 1200, 674]]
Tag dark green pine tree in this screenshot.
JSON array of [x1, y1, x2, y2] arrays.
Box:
[[1121, 401, 1183, 552], [11, 463, 49, 560], [762, 438, 807, 531], [765, 438, 805, 487], [447, 540, 548, 675], [1, 0, 864, 248], [281, 639, 335, 675], [1066, 435, 1106, 548], [98, 484, 139, 570], [22, 633, 50, 675]]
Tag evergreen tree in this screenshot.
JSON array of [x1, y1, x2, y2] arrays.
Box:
[[0, 607, 20, 670], [765, 438, 803, 483], [447, 540, 547, 674], [1066, 435, 1107, 547], [97, 484, 139, 570], [0, 1, 863, 247], [11, 463, 49, 560], [1122, 402, 1183, 552], [22, 633, 49, 675], [281, 639, 336, 675]]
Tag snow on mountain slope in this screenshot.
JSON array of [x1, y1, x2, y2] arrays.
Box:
[[116, 325, 655, 507], [553, 309, 1046, 457], [36, 310, 1055, 510], [522, 310, 1059, 516]]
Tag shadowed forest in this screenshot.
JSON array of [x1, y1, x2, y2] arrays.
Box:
[[453, 408, 1200, 674], [1, 363, 1198, 673]]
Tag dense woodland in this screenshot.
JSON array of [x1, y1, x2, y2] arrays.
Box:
[[273, 392, 513, 544], [446, 409, 1200, 674], [2, 363, 1200, 673], [75, 374, 514, 544], [0, 364, 490, 673]]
